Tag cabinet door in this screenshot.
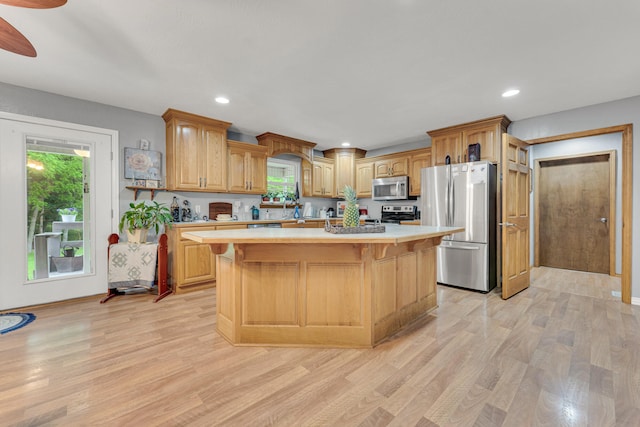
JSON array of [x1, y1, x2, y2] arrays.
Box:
[[173, 122, 203, 190], [323, 162, 335, 197], [312, 162, 325, 196], [334, 151, 355, 197], [201, 126, 227, 191], [312, 159, 333, 197], [180, 241, 216, 287], [355, 160, 374, 198], [409, 151, 431, 196], [432, 133, 462, 166], [301, 159, 313, 197], [227, 147, 247, 193], [374, 160, 392, 177], [247, 150, 267, 194], [462, 124, 499, 163], [389, 157, 409, 176]]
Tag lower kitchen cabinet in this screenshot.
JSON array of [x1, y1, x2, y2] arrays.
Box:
[[167, 226, 216, 293]]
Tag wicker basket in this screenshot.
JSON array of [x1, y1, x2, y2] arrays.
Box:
[[324, 219, 385, 234]]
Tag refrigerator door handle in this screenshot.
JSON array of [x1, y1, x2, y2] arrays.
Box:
[[442, 244, 480, 250], [450, 177, 455, 226]]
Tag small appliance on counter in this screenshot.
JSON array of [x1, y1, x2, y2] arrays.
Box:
[[364, 205, 418, 224], [303, 202, 314, 218]]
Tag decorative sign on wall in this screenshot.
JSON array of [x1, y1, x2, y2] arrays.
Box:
[[124, 148, 162, 180]]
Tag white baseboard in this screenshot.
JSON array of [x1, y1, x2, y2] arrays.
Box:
[[631, 296, 640, 306]]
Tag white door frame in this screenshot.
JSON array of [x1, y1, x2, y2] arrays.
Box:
[[0, 111, 119, 310]]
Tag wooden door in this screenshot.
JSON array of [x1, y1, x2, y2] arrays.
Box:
[[537, 153, 612, 273], [501, 134, 531, 299]]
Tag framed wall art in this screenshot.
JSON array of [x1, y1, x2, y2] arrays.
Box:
[[124, 147, 162, 180]]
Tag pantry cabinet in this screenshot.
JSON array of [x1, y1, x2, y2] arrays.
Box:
[[311, 157, 334, 197], [227, 140, 268, 194], [323, 148, 366, 197], [428, 115, 511, 166], [163, 108, 231, 192]]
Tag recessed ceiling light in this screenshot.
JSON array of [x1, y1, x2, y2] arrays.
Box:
[[341, 142, 351, 147], [215, 96, 230, 104], [502, 89, 520, 97]]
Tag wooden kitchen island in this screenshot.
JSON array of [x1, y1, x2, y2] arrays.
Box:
[[183, 225, 462, 348]]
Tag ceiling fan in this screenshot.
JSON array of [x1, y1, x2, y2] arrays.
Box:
[[0, 0, 67, 57]]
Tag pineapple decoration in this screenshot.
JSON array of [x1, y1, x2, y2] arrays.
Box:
[[342, 185, 360, 227]]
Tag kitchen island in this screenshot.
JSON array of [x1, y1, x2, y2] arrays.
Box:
[[183, 225, 462, 348]]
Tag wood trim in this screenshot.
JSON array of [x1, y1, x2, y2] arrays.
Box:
[[255, 132, 317, 162], [161, 108, 232, 131], [427, 115, 511, 137], [533, 150, 617, 276], [528, 124, 632, 304]]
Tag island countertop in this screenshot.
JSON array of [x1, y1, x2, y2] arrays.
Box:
[[182, 224, 463, 245], [182, 223, 463, 348]]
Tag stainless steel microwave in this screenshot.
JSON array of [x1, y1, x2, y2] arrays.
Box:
[[372, 176, 410, 201]]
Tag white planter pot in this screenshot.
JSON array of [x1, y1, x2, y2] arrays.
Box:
[[61, 214, 77, 222], [126, 228, 149, 243]]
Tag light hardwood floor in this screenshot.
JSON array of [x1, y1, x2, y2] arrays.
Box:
[[1, 267, 638, 426]]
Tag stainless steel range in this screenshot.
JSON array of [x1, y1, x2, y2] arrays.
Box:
[[365, 205, 418, 224]]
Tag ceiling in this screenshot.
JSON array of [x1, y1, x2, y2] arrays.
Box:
[[1, 1, 639, 151]]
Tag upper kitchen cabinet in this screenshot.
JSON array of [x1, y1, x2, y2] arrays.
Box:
[[323, 148, 366, 197], [374, 153, 409, 178], [163, 109, 231, 192], [227, 140, 268, 194], [427, 115, 511, 166], [311, 156, 334, 198], [408, 148, 431, 196], [355, 158, 375, 198]]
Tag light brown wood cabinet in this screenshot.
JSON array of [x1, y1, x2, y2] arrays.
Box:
[[227, 140, 268, 194], [163, 109, 231, 192], [311, 157, 335, 197], [374, 155, 409, 178], [167, 222, 250, 293], [323, 148, 366, 197], [167, 225, 217, 294], [428, 115, 511, 166], [408, 149, 431, 196], [355, 158, 374, 198]]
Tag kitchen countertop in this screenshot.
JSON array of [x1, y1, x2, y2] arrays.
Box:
[[171, 218, 354, 227], [182, 224, 463, 244]]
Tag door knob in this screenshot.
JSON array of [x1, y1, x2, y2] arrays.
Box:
[[599, 217, 608, 223]]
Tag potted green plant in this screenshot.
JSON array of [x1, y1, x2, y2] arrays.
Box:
[[118, 201, 173, 243], [57, 207, 78, 222]]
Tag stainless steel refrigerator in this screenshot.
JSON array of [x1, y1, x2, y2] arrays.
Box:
[[421, 161, 497, 292]]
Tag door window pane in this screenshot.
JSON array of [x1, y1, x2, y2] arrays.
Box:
[[26, 138, 92, 281]]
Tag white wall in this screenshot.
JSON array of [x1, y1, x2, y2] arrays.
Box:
[[509, 95, 639, 300]]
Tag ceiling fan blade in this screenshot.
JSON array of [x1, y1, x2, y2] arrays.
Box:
[[0, 17, 36, 57], [0, 0, 66, 8]]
